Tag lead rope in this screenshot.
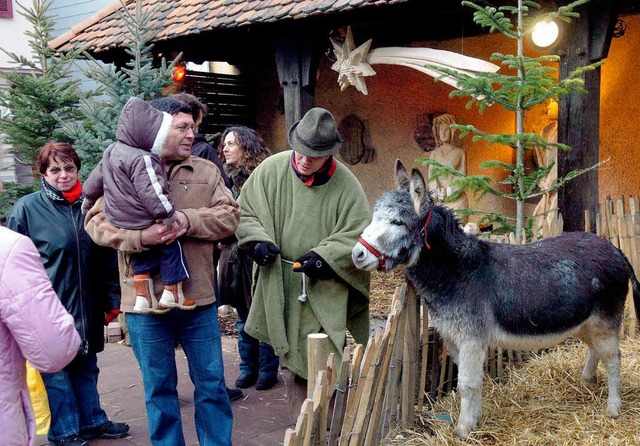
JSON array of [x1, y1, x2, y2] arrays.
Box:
[[281, 259, 308, 302]]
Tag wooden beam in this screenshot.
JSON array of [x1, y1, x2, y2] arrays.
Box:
[[274, 35, 320, 133], [557, 0, 619, 231]]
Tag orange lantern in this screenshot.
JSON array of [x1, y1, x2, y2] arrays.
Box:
[[173, 64, 186, 82]]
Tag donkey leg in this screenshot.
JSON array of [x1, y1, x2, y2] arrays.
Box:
[[453, 342, 486, 438], [580, 329, 622, 418], [598, 336, 622, 418], [581, 347, 599, 387]]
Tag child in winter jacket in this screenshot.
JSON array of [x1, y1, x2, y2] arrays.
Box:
[[83, 97, 195, 313]]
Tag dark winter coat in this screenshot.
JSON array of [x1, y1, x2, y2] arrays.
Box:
[[218, 164, 252, 309], [191, 133, 231, 189], [83, 97, 177, 229], [6, 180, 121, 355]]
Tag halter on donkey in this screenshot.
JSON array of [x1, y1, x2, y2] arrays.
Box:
[[352, 160, 640, 438]]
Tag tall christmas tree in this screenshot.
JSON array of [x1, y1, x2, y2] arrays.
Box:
[[421, 0, 602, 242], [0, 0, 85, 178], [60, 0, 180, 179]]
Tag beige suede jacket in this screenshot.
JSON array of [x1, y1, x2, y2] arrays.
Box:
[[85, 156, 240, 312]]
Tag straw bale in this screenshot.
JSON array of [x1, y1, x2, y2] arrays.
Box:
[[383, 337, 640, 445]]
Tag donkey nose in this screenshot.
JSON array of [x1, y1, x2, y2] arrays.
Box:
[[352, 244, 367, 266]]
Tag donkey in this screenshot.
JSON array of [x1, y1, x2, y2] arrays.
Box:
[[352, 160, 640, 438]]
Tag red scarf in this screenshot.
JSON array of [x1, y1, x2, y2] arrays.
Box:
[[62, 180, 83, 203], [291, 153, 337, 186]]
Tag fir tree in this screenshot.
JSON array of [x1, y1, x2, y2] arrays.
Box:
[[60, 0, 180, 179], [420, 0, 602, 242], [0, 0, 85, 179]]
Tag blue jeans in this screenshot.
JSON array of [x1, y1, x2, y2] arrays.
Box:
[[41, 353, 109, 441], [127, 304, 233, 446]]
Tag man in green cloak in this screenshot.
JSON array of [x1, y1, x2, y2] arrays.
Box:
[[236, 107, 371, 417]]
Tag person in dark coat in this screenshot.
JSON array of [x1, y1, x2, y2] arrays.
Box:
[[217, 126, 279, 391], [6, 142, 129, 446]]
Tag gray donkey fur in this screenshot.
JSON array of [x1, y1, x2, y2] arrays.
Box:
[[352, 160, 640, 438]]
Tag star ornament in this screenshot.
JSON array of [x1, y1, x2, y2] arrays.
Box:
[[331, 27, 376, 95]]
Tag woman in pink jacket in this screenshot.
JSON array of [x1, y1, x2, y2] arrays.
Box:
[[0, 226, 80, 446]]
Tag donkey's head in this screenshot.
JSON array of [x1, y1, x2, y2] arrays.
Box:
[[352, 160, 433, 272]]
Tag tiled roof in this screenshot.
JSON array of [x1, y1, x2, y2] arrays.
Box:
[[50, 0, 411, 53]]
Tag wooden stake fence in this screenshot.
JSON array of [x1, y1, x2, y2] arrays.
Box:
[[585, 195, 639, 337], [285, 284, 537, 446]]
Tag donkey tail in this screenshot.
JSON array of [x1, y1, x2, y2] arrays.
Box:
[[632, 269, 640, 322]]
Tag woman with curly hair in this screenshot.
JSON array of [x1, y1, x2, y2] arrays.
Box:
[[217, 126, 279, 391]]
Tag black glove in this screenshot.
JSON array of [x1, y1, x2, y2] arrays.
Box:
[[293, 251, 334, 280], [252, 242, 281, 266]]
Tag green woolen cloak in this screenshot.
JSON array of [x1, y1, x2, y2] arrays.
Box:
[[236, 151, 371, 379]]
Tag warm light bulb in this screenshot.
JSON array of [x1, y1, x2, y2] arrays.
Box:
[[173, 64, 187, 82], [532, 20, 559, 48]]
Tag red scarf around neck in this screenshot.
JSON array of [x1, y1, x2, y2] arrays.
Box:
[[62, 180, 82, 203], [291, 153, 337, 186]]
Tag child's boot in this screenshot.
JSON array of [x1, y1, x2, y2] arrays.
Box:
[[133, 274, 169, 314], [158, 281, 196, 310]]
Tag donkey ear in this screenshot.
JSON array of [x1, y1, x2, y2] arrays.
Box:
[[394, 159, 410, 191], [409, 168, 430, 213]]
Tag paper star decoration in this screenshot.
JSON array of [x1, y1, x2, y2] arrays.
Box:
[[330, 26, 500, 96], [331, 27, 376, 95]]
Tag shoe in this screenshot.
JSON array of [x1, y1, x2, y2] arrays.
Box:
[[158, 282, 196, 310], [133, 277, 169, 314], [48, 436, 87, 446], [80, 420, 130, 440], [255, 375, 278, 391], [235, 373, 258, 388], [226, 387, 244, 402]]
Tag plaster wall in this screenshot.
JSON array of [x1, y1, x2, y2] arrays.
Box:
[[254, 18, 640, 222], [0, 3, 31, 70], [255, 33, 517, 221], [599, 13, 640, 203], [0, 3, 32, 183]]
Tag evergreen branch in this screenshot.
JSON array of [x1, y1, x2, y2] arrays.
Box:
[[462, 1, 519, 39]]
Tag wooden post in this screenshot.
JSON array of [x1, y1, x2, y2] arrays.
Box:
[[348, 330, 382, 446], [274, 35, 319, 132], [308, 333, 329, 398], [329, 346, 352, 445], [585, 209, 591, 233], [339, 344, 365, 446], [400, 284, 417, 429], [294, 399, 313, 446], [381, 285, 407, 437], [284, 428, 297, 446], [557, 0, 619, 231], [365, 298, 403, 446], [313, 371, 328, 446], [417, 301, 429, 412]]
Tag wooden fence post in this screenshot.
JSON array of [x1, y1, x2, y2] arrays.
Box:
[[308, 334, 329, 398], [400, 284, 417, 428]]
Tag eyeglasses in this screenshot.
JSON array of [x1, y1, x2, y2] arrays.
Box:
[[174, 123, 197, 134], [47, 165, 77, 175]]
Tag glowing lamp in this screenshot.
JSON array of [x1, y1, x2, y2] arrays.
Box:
[[531, 20, 560, 49], [173, 64, 187, 82]]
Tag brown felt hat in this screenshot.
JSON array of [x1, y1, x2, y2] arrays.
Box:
[[287, 107, 342, 157]]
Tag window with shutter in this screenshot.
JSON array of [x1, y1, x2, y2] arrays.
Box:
[[0, 0, 13, 18]]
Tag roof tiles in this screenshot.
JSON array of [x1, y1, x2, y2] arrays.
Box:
[[50, 0, 411, 52]]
